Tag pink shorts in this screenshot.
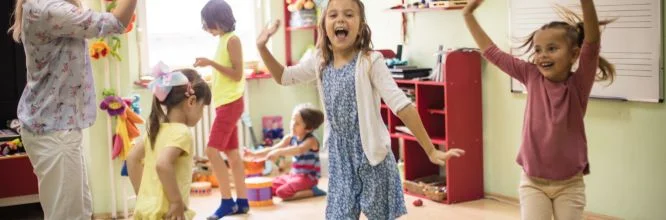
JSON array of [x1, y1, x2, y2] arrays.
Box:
[[272, 173, 318, 199], [208, 97, 244, 152]]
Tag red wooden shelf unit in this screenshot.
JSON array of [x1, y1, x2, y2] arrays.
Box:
[[382, 50, 483, 204], [283, 3, 317, 66]]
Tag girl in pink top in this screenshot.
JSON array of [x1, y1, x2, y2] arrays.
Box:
[[463, 0, 616, 219]]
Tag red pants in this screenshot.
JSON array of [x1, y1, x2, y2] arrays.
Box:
[[272, 173, 318, 199]]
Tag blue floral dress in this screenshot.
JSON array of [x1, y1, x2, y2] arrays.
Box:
[[322, 56, 407, 220]]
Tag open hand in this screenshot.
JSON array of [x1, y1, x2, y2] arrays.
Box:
[[463, 0, 483, 15], [256, 20, 281, 48], [193, 57, 214, 67], [428, 148, 465, 166]]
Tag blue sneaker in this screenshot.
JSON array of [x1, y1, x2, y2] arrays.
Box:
[[207, 199, 237, 220]]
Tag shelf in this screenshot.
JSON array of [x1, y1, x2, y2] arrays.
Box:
[[391, 133, 446, 145], [388, 6, 464, 13], [395, 79, 446, 86], [0, 154, 28, 161], [246, 73, 272, 80], [286, 25, 316, 31], [428, 109, 446, 115]]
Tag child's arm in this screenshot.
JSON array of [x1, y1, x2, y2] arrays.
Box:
[[156, 147, 187, 218], [463, 0, 493, 52], [194, 36, 244, 82], [369, 54, 464, 166], [256, 20, 317, 86], [257, 20, 286, 83], [244, 135, 292, 159], [265, 138, 318, 161], [127, 139, 145, 194], [463, 0, 534, 84], [397, 106, 465, 165], [574, 0, 603, 99], [581, 0, 600, 44]]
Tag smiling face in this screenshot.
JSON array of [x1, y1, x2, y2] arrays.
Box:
[[324, 0, 362, 53], [532, 28, 580, 82]]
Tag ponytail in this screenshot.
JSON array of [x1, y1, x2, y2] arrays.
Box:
[[147, 97, 168, 149]]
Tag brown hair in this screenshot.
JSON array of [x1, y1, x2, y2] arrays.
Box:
[[518, 6, 616, 83], [294, 104, 324, 131], [148, 69, 211, 147], [317, 0, 373, 72], [201, 0, 236, 32]]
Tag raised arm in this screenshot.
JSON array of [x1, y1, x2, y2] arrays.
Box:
[[463, 0, 494, 52], [581, 0, 600, 44], [257, 20, 287, 84], [43, 0, 135, 38], [112, 0, 138, 26]]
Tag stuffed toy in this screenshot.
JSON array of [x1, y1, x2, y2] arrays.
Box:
[[0, 138, 24, 156], [287, 0, 315, 12]]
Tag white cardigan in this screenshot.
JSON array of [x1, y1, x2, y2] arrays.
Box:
[[282, 50, 413, 166]]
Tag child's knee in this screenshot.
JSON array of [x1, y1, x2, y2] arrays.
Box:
[[275, 186, 296, 199], [205, 147, 219, 157]]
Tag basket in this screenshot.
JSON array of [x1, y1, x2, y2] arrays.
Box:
[[403, 175, 446, 201]]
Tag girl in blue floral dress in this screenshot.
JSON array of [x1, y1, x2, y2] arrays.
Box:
[[256, 0, 465, 219]]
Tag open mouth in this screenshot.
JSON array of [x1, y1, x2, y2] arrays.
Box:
[[334, 26, 349, 40], [539, 62, 554, 69]]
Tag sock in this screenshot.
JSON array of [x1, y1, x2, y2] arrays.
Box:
[[235, 198, 250, 214], [207, 199, 237, 220], [312, 186, 327, 197]]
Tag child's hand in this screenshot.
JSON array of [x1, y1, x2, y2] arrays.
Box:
[[463, 0, 483, 15], [428, 148, 465, 165], [193, 57, 213, 67], [242, 148, 261, 161], [256, 20, 281, 48], [165, 201, 186, 220], [265, 150, 280, 162]]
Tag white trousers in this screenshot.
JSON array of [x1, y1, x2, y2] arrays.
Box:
[[22, 129, 92, 220]]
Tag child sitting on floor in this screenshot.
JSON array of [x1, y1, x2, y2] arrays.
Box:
[[244, 104, 326, 200]]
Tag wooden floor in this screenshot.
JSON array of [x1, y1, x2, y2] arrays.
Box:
[[189, 178, 521, 220]]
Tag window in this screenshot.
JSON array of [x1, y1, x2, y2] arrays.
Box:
[[137, 0, 261, 75]]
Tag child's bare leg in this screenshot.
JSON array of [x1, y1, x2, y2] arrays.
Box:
[[206, 147, 232, 199], [206, 147, 238, 219], [226, 148, 250, 213], [226, 148, 248, 198]]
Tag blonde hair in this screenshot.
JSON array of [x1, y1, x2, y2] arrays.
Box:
[[8, 0, 25, 42], [8, 0, 82, 42]]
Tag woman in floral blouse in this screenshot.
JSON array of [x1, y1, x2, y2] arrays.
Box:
[[8, 0, 136, 219]]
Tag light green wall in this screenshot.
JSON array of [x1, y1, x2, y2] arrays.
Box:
[[364, 0, 666, 219], [83, 0, 320, 215]]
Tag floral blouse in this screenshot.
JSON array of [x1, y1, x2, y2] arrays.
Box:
[[17, 0, 125, 134]]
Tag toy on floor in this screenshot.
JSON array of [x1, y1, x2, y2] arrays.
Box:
[[190, 181, 212, 196], [244, 159, 265, 177], [413, 199, 423, 207], [192, 157, 219, 188], [245, 177, 274, 207]]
